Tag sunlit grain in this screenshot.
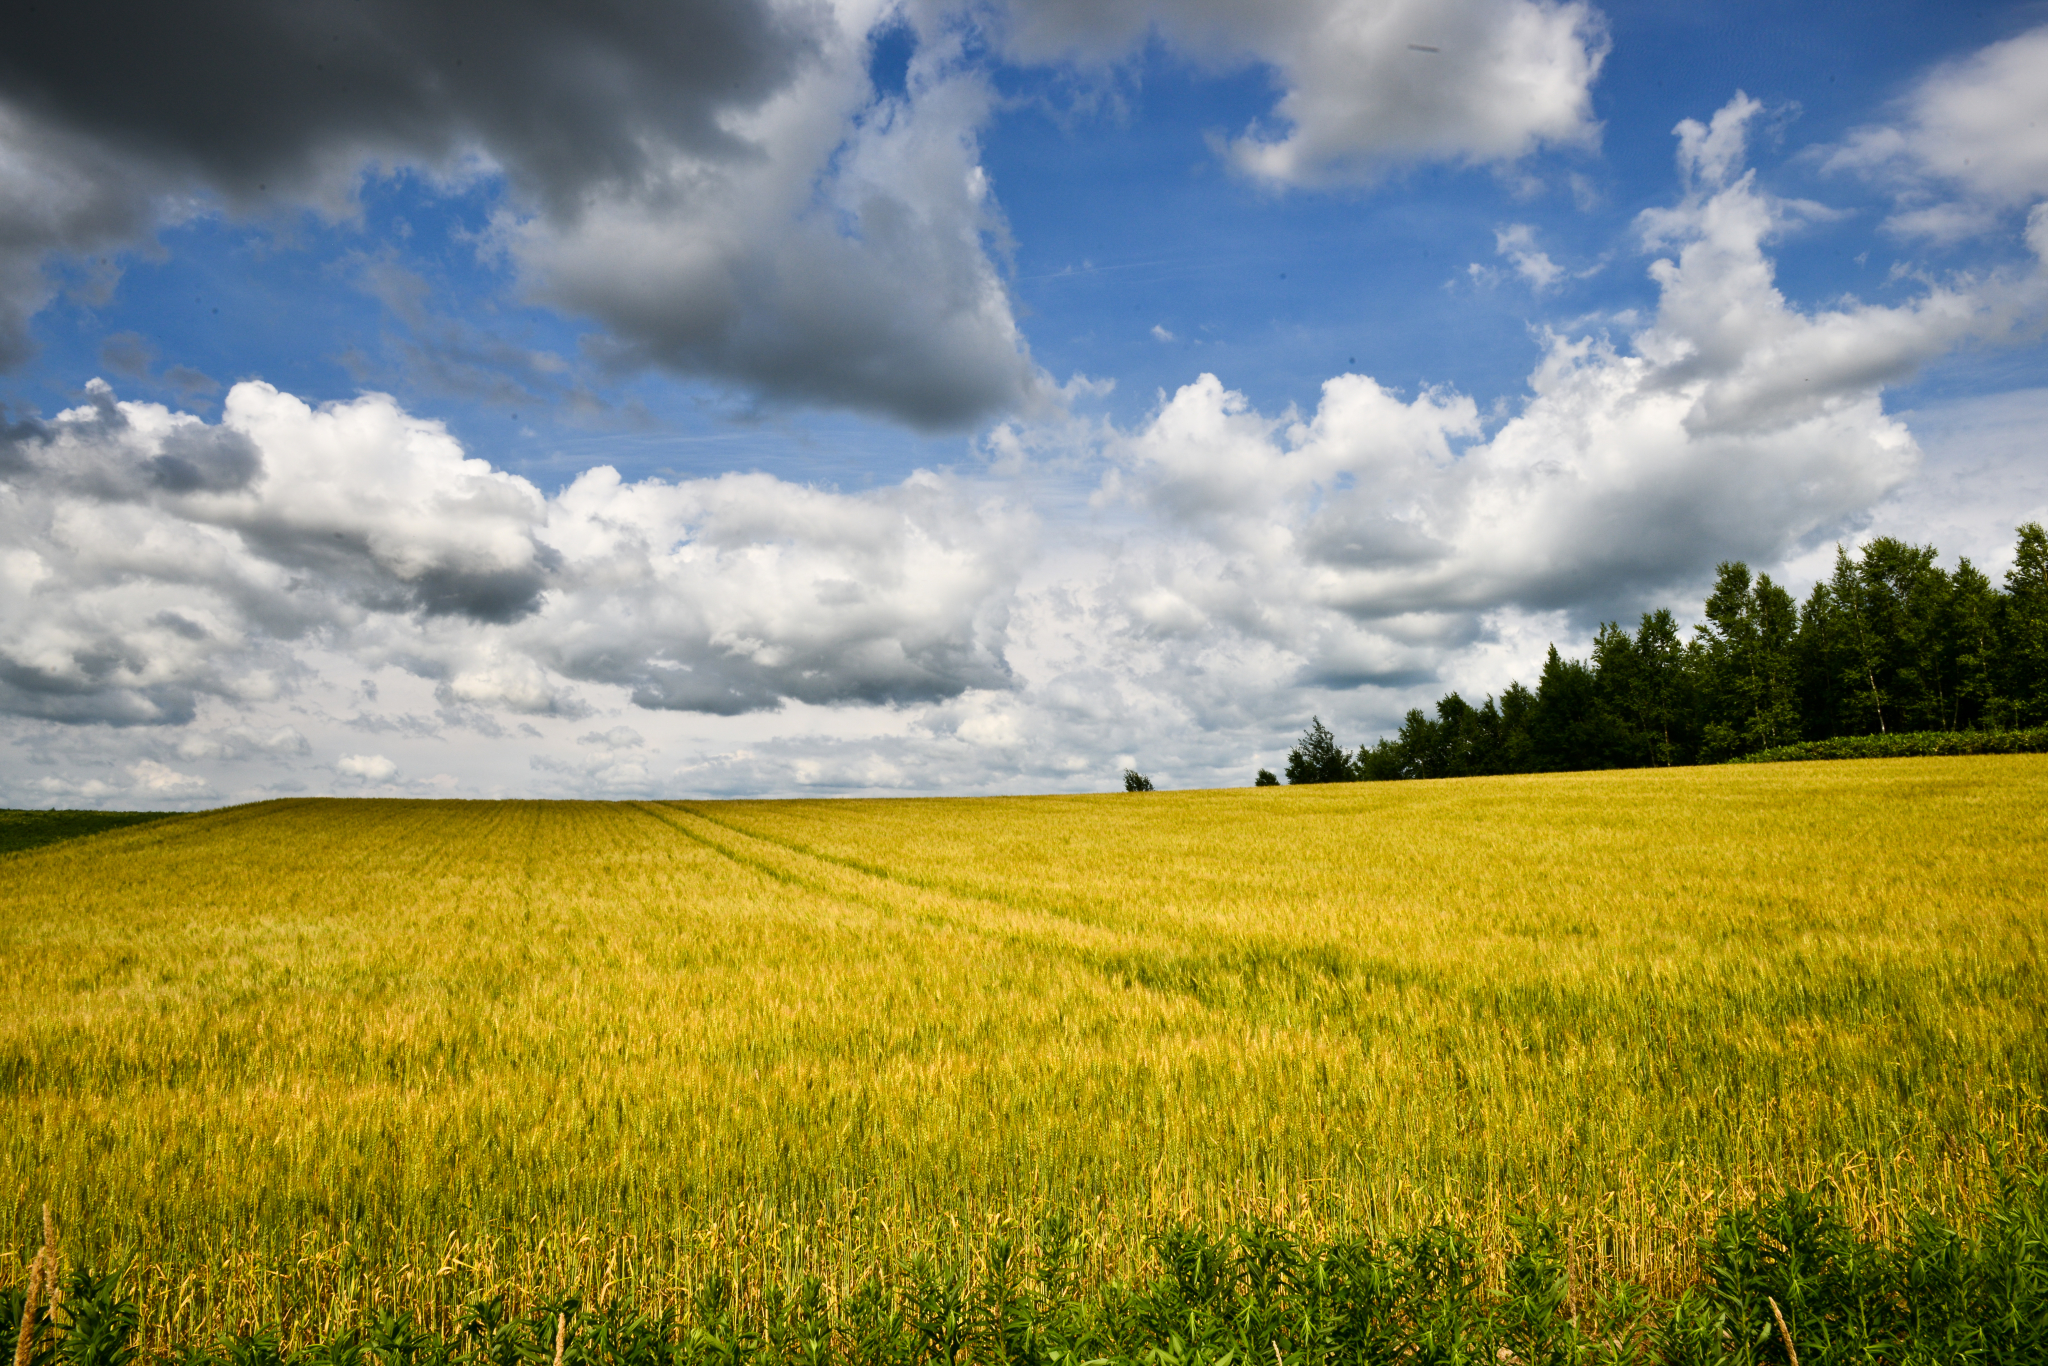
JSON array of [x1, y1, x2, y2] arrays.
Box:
[[2, 758, 2042, 1344]]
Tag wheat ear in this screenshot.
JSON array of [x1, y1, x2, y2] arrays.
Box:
[[1768, 1297, 1800, 1366], [35, 1210, 54, 1320], [553, 1312, 566, 1366], [12, 1249, 45, 1366]]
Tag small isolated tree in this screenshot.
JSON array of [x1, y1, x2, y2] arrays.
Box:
[[1285, 716, 1353, 784], [1255, 768, 1279, 786], [1123, 768, 1155, 792]]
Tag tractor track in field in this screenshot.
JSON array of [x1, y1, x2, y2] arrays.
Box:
[[633, 803, 1460, 1014], [653, 800, 1139, 933], [628, 800, 1145, 964]]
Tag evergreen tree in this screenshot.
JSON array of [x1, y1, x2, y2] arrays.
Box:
[[1353, 734, 1408, 781], [1354, 689, 1530, 780], [1589, 622, 1648, 760], [1390, 696, 1482, 779], [1944, 558, 2003, 730], [1795, 575, 1855, 739], [1442, 692, 1520, 776], [1528, 646, 1609, 770], [1816, 544, 1899, 735], [1285, 716, 1353, 783], [2005, 522, 2048, 727], [1589, 617, 1697, 765], [1495, 682, 1537, 770], [1629, 610, 1692, 763], [1387, 707, 1441, 778], [1696, 562, 1799, 758], [1858, 537, 1955, 731]]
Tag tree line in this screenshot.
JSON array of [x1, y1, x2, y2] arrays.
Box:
[[1280, 523, 2048, 782]]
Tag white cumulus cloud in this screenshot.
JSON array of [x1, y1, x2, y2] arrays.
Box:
[[337, 753, 398, 782], [1077, 93, 2020, 690], [989, 0, 1607, 185], [0, 374, 1032, 731], [1494, 223, 1565, 290], [1824, 23, 2048, 243]]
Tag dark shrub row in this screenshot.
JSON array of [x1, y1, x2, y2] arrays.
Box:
[[1731, 725, 2048, 764]]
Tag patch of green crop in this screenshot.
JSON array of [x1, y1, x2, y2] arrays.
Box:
[[10, 1176, 2048, 1364], [0, 809, 174, 857]]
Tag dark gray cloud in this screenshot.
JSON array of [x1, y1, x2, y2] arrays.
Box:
[[0, 0, 1613, 431], [0, 656, 199, 727], [163, 365, 221, 397], [0, 380, 262, 498], [96, 332, 222, 400], [0, 107, 166, 369], [600, 631, 1013, 717], [412, 559, 560, 624], [0, 0, 820, 208], [0, 0, 1052, 430], [98, 330, 154, 377], [0, 408, 42, 476], [148, 423, 263, 493]]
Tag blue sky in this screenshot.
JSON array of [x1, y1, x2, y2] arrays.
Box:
[[3, 0, 2046, 805]]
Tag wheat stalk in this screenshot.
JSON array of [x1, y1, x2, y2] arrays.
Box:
[[12, 1205, 56, 1366], [36, 1210, 55, 1319], [11, 1250, 44, 1366], [1768, 1296, 1800, 1366]]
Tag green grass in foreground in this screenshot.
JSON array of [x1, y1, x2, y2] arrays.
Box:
[[10, 1177, 2048, 1365], [2, 759, 2045, 1349], [0, 809, 173, 857]]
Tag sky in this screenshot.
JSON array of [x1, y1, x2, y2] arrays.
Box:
[[3, 0, 2047, 807]]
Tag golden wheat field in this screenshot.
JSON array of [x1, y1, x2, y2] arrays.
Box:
[[3, 757, 2045, 1344]]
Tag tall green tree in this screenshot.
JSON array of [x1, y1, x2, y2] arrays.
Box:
[[1943, 557, 2003, 730], [1796, 574, 1855, 739], [1495, 681, 1537, 770], [1695, 562, 1799, 758], [1355, 689, 1533, 780], [1860, 537, 1956, 731], [1349, 528, 2040, 780], [1590, 610, 1697, 765], [2005, 522, 2048, 727], [1800, 542, 1950, 737], [1285, 716, 1353, 784], [1528, 647, 1616, 770], [1828, 543, 1892, 734]]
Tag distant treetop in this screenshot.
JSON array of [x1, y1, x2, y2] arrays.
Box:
[[1285, 717, 1352, 784]]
